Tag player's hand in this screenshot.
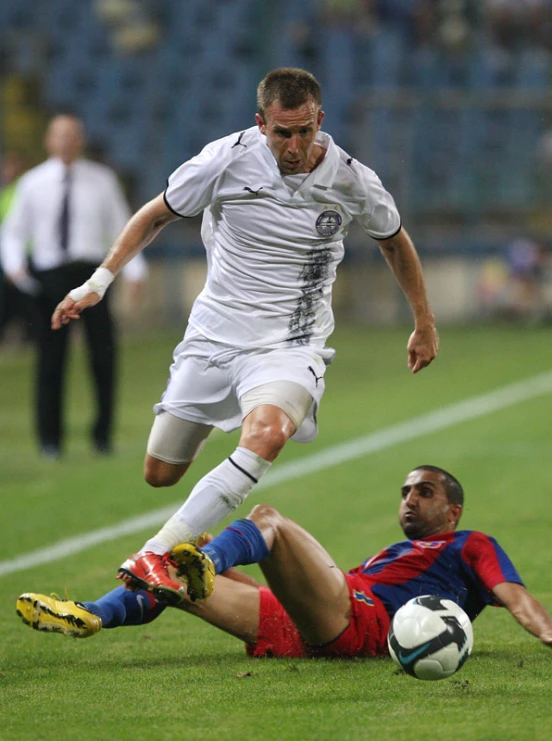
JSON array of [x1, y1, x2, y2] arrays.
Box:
[[407, 325, 439, 374], [51, 291, 101, 330], [8, 269, 41, 296]]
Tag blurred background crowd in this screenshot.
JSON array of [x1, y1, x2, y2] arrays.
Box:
[[1, 0, 552, 338]]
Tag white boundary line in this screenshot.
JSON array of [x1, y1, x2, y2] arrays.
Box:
[[2, 370, 552, 578]]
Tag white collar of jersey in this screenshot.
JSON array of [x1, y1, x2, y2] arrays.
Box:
[[255, 128, 340, 191]]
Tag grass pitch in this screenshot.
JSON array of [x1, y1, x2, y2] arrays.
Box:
[[1, 325, 551, 741]]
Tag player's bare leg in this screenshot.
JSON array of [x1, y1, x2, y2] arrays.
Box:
[[168, 403, 299, 599], [171, 570, 261, 645], [119, 403, 301, 603], [238, 403, 297, 461], [248, 505, 350, 645], [151, 403, 297, 554], [117, 414, 213, 601], [143, 413, 213, 488], [143, 456, 191, 488], [173, 504, 350, 644]]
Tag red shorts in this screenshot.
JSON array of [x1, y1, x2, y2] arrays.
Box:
[[246, 573, 391, 659]]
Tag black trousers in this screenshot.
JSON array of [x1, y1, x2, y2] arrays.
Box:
[[31, 262, 117, 452], [0, 274, 34, 342]]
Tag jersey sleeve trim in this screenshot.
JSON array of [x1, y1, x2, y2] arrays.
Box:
[[372, 221, 402, 241], [163, 188, 191, 219]]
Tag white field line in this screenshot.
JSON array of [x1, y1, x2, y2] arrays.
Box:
[[2, 370, 552, 578]]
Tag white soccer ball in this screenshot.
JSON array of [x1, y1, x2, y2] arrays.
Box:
[[387, 595, 474, 680]]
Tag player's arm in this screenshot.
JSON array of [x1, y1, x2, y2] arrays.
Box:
[[51, 194, 179, 329], [492, 581, 552, 647], [0, 179, 41, 295], [376, 227, 438, 373]]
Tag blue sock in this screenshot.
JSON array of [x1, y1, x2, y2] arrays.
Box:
[[83, 586, 166, 629], [201, 518, 270, 574]]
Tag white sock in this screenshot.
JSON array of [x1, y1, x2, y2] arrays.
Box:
[[141, 447, 272, 554]]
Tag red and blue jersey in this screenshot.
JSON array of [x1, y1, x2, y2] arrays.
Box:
[[348, 530, 523, 621]]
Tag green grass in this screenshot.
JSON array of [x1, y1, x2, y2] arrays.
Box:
[[1, 325, 552, 741]]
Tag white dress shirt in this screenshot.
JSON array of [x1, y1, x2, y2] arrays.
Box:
[[1, 156, 147, 282]]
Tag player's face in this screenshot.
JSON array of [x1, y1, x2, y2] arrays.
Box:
[[256, 100, 324, 176], [399, 469, 461, 539], [45, 115, 85, 165]]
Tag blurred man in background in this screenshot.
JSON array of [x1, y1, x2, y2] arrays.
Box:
[[1, 114, 148, 458], [0, 150, 33, 345], [50, 68, 438, 601]]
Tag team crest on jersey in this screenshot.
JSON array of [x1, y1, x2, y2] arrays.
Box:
[[414, 540, 447, 549], [353, 590, 375, 606], [315, 209, 342, 237]]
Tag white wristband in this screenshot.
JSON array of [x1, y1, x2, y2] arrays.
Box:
[[69, 267, 115, 302]]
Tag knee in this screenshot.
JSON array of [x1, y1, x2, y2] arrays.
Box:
[[144, 469, 179, 488], [241, 422, 289, 461], [247, 504, 285, 530], [144, 457, 188, 488]]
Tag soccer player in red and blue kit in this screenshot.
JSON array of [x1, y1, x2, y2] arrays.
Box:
[[16, 465, 552, 658]]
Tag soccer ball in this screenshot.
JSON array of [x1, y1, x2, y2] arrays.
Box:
[[387, 595, 474, 680]]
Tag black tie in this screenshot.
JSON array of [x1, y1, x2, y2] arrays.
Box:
[[59, 168, 71, 252]]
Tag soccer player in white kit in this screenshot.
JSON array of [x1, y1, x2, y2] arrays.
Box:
[[52, 68, 439, 605]]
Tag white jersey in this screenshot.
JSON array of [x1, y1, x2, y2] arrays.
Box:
[[165, 126, 400, 349]]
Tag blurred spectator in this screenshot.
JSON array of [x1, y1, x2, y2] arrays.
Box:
[[94, 0, 161, 54], [375, 0, 434, 47], [505, 236, 549, 321], [535, 127, 552, 204], [435, 0, 478, 56], [1, 114, 148, 458], [0, 152, 25, 217], [476, 257, 510, 318], [477, 238, 550, 322], [482, 0, 552, 51], [0, 150, 33, 344]]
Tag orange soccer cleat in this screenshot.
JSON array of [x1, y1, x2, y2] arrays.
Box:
[[117, 551, 186, 606]]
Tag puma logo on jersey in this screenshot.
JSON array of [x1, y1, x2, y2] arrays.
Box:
[[243, 186, 264, 196], [232, 132, 247, 148], [308, 366, 323, 386]]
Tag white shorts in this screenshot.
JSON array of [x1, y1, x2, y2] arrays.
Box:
[[153, 327, 335, 444], [147, 381, 313, 465]]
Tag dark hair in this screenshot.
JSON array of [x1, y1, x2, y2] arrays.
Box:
[[257, 68, 322, 118], [412, 465, 464, 506]]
